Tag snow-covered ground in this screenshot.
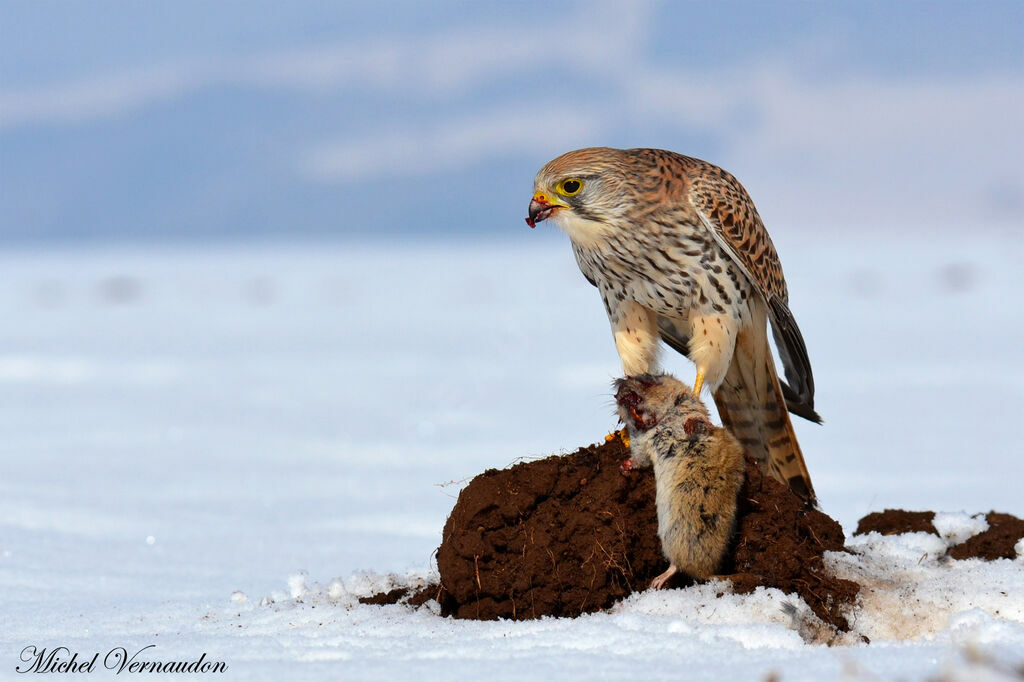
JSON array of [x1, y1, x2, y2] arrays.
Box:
[[2, 229, 1023, 679]]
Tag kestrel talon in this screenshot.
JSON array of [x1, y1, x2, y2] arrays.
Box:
[[528, 147, 820, 502]]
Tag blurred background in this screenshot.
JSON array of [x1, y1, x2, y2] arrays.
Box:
[[2, 0, 1022, 243], [2, 0, 1023, 642]]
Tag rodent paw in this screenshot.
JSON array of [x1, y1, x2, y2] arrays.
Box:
[[619, 458, 634, 476]]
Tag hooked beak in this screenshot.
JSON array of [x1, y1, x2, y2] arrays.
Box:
[[525, 192, 567, 228]]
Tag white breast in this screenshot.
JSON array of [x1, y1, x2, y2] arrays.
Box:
[[551, 211, 614, 251]]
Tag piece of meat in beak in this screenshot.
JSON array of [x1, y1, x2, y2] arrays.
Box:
[[525, 195, 558, 228]]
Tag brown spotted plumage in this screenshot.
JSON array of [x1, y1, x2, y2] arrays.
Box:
[[528, 147, 819, 502]]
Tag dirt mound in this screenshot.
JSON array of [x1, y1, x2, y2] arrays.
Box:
[[360, 458, 1024, 631], [434, 434, 858, 630], [949, 512, 1024, 560], [729, 455, 857, 630], [435, 435, 656, 620], [852, 509, 1024, 561], [855, 509, 938, 536]]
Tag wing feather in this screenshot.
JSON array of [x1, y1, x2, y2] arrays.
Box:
[[688, 166, 819, 421]]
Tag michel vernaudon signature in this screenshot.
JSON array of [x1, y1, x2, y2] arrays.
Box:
[[16, 645, 227, 674]]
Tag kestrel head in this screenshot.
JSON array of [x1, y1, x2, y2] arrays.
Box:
[[527, 147, 635, 243]]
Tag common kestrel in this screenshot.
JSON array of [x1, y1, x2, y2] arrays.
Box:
[[527, 147, 820, 502]]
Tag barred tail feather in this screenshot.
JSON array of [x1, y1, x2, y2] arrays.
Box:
[[713, 329, 816, 504]]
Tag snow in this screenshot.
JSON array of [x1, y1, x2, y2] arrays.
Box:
[[2, 229, 1023, 680], [831, 534, 1024, 642], [933, 512, 990, 546]]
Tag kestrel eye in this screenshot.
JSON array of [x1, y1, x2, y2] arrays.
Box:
[[558, 178, 582, 196]]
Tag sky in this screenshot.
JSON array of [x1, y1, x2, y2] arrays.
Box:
[[1, 0, 1022, 243]]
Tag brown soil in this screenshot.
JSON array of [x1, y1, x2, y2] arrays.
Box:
[[947, 512, 1024, 560], [358, 584, 444, 608], [855, 509, 938, 536], [358, 587, 410, 605], [851, 509, 1024, 561], [729, 455, 857, 631], [359, 453, 1024, 629], [432, 433, 859, 631]]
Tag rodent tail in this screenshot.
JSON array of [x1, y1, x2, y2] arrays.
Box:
[[712, 314, 816, 504]]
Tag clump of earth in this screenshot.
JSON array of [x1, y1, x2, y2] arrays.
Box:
[[365, 435, 1024, 635]]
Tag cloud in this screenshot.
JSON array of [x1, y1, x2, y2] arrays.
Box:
[[725, 69, 1024, 224], [0, 62, 204, 129], [302, 106, 610, 182], [609, 61, 1024, 226], [299, 56, 1024, 227], [0, 2, 652, 131], [2, 1, 1020, 229]]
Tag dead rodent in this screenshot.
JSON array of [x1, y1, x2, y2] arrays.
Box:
[[615, 373, 746, 588]]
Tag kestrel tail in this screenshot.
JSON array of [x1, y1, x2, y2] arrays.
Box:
[[527, 147, 820, 502]]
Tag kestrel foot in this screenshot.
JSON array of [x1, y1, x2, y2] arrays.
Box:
[[605, 429, 630, 448], [650, 564, 679, 590], [692, 371, 705, 396]]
